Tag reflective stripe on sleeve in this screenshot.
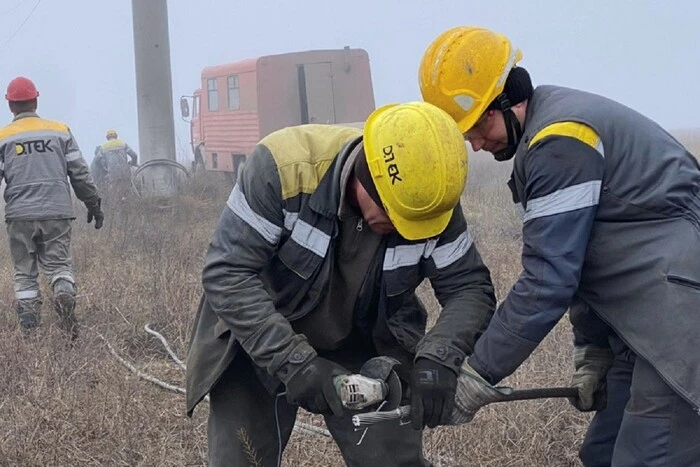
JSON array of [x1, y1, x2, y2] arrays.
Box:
[[431, 230, 474, 269], [226, 184, 282, 244], [524, 180, 601, 222]]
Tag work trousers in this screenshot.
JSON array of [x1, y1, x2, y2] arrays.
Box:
[[208, 352, 431, 467], [6, 219, 74, 300], [580, 336, 700, 466]]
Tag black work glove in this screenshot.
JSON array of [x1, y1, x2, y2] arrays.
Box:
[[410, 358, 458, 430], [285, 356, 348, 416], [86, 198, 104, 230]]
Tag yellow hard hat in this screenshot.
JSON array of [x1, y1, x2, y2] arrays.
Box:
[[106, 129, 118, 139], [363, 101, 468, 240], [419, 26, 522, 133]]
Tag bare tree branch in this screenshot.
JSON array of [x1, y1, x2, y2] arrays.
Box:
[[144, 324, 186, 370], [95, 327, 331, 438]]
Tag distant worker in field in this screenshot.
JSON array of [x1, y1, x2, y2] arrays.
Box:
[[186, 102, 496, 466], [93, 129, 138, 194], [419, 26, 700, 466], [0, 76, 104, 339]]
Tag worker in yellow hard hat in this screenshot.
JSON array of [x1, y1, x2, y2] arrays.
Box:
[[420, 26, 700, 466], [92, 129, 139, 197], [186, 101, 496, 466]]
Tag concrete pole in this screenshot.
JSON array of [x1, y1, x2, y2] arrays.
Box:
[[131, 0, 177, 195]]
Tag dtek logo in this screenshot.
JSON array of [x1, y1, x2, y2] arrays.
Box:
[[15, 139, 54, 156], [382, 145, 402, 185]]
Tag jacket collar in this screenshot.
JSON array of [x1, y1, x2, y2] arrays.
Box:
[[13, 111, 39, 121], [308, 136, 363, 218]]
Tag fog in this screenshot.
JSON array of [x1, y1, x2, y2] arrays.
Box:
[[2, 0, 698, 161]]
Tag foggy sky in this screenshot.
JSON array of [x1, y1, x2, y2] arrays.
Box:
[[1, 0, 698, 161]]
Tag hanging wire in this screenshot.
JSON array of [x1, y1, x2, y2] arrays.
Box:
[[0, 0, 43, 50]]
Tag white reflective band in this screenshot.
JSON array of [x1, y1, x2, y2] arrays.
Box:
[[65, 150, 82, 162], [383, 239, 438, 271], [226, 185, 282, 244], [383, 243, 426, 271], [16, 290, 39, 300], [595, 140, 605, 158], [290, 220, 330, 257], [283, 210, 299, 231], [524, 180, 601, 223], [51, 274, 74, 285], [0, 162, 4, 171], [432, 230, 474, 269]]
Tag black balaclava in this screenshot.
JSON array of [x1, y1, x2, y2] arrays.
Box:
[[353, 146, 383, 207], [486, 66, 534, 161]]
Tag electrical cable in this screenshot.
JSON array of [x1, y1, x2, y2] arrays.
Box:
[[275, 391, 286, 467], [0, 0, 42, 50]]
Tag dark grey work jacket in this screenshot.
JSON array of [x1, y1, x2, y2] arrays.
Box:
[[470, 86, 700, 410], [186, 124, 496, 415]]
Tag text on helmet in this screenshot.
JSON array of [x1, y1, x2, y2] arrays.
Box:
[[382, 145, 403, 185]]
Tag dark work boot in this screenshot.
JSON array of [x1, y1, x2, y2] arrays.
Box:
[[16, 299, 41, 333], [53, 279, 79, 340]]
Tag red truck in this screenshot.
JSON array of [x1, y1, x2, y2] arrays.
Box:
[[180, 47, 376, 175]]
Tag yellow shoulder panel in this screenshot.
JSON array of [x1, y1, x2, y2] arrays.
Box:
[[0, 117, 69, 140], [528, 121, 601, 151], [101, 139, 125, 150], [260, 125, 362, 200]]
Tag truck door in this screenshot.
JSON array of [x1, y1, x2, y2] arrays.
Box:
[[298, 62, 336, 124]]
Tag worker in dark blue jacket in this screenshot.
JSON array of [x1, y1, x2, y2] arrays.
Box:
[[421, 26, 700, 466]]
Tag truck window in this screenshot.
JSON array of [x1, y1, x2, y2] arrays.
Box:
[[193, 95, 199, 117], [212, 153, 218, 169], [207, 79, 219, 111], [227, 75, 240, 110]]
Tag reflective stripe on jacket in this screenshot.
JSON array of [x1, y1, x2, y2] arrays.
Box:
[[0, 112, 99, 220], [186, 124, 496, 415]]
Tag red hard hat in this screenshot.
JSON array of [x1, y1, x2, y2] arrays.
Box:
[[5, 76, 39, 102]]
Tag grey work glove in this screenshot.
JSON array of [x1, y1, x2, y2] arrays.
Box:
[[569, 344, 614, 412], [285, 356, 349, 417], [450, 361, 515, 424], [86, 198, 104, 229]]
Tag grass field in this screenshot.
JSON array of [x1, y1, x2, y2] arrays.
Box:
[[0, 133, 697, 466]]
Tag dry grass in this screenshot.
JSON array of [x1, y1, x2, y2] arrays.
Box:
[[0, 157, 594, 466]]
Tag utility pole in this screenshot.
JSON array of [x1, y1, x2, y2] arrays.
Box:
[[131, 0, 177, 195]]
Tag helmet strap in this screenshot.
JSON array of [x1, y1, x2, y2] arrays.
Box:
[[492, 94, 523, 162]]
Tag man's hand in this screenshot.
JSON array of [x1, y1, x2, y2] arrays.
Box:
[[450, 361, 514, 424], [410, 358, 458, 429], [569, 344, 614, 412], [284, 356, 348, 416], [86, 198, 104, 230]]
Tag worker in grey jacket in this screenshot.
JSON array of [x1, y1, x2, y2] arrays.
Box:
[[421, 26, 700, 466], [93, 129, 138, 193], [0, 77, 104, 339], [186, 102, 496, 466]]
